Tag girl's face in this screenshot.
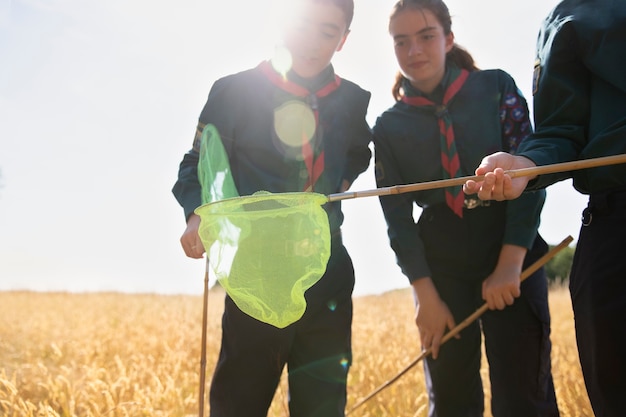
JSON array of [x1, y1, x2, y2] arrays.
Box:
[[281, 1, 349, 79], [389, 8, 454, 94]]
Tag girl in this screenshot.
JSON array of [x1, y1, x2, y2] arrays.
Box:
[[373, 1, 560, 415]]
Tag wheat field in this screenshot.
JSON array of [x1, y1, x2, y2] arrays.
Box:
[[0, 286, 592, 417]]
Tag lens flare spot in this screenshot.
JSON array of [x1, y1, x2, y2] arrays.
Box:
[[271, 45, 293, 78], [327, 299, 337, 311], [274, 100, 316, 148], [340, 358, 349, 370]]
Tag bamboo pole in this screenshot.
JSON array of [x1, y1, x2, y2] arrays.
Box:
[[329, 154, 626, 202], [347, 235, 574, 415], [199, 258, 210, 417]]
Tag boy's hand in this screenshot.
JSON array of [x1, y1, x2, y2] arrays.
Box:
[[180, 214, 205, 259], [463, 152, 536, 201]]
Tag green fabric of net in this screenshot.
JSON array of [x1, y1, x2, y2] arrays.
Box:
[[197, 124, 239, 205], [195, 125, 331, 328]]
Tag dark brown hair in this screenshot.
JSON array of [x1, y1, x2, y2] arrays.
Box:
[[312, 0, 354, 30], [389, 0, 478, 101]]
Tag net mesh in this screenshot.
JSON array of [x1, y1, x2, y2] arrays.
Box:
[[195, 125, 331, 328], [197, 124, 239, 205]]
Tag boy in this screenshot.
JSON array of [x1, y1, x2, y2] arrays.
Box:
[[172, 1, 372, 416], [464, 1, 626, 415]]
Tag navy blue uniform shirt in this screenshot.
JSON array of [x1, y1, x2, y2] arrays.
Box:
[[173, 62, 372, 235], [374, 68, 545, 282], [520, 0, 626, 193]]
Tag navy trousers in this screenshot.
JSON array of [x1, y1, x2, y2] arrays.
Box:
[[423, 240, 560, 417], [570, 189, 626, 417], [209, 242, 354, 417]]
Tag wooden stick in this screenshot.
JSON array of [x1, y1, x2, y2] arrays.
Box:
[[199, 258, 210, 417], [329, 154, 626, 202], [346, 235, 574, 415]]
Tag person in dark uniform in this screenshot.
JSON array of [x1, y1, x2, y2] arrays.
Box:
[[465, 1, 626, 415], [373, 1, 560, 416], [172, 1, 372, 415]]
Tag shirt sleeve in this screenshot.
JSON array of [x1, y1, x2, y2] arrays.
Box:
[[498, 71, 545, 248], [342, 87, 373, 185], [517, 15, 589, 189], [172, 74, 240, 221], [374, 118, 431, 282], [171, 121, 204, 221]]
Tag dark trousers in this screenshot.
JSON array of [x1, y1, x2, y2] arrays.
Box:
[[570, 189, 626, 417], [424, 242, 559, 417], [209, 244, 354, 417]]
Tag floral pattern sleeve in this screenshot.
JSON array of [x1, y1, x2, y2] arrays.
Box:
[[499, 90, 532, 154]]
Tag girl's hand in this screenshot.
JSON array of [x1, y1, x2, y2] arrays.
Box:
[[482, 244, 525, 310], [412, 278, 458, 359]]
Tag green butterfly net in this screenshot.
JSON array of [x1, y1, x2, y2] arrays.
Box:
[[194, 125, 331, 328]]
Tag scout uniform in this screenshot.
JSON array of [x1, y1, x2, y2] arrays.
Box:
[[374, 65, 559, 416], [518, 1, 626, 415], [173, 61, 372, 416]]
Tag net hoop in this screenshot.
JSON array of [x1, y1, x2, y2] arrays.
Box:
[[195, 191, 331, 328]]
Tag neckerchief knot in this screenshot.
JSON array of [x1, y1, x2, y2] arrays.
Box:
[[400, 67, 470, 218], [259, 60, 341, 192]]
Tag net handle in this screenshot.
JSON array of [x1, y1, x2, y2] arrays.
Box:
[[328, 154, 626, 202]]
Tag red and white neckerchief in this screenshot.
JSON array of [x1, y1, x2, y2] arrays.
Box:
[[259, 60, 341, 192], [401, 69, 469, 217]]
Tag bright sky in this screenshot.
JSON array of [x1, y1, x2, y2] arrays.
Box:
[[0, 0, 586, 297]]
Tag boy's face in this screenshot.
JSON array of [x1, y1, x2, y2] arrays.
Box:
[[280, 0, 349, 79]]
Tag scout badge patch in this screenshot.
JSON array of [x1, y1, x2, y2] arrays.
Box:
[[533, 58, 541, 95]]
